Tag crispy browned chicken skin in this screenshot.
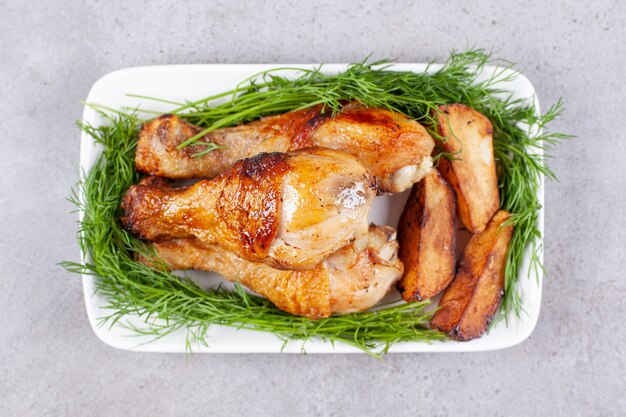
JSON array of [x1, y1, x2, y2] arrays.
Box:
[[143, 226, 403, 319], [135, 102, 435, 193], [122, 148, 376, 270]]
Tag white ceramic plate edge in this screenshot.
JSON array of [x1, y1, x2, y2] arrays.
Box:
[[79, 63, 543, 353]]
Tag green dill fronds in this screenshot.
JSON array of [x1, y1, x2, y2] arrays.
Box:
[[67, 49, 570, 353]]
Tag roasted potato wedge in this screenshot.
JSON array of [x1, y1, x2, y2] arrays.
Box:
[[435, 104, 500, 233], [397, 170, 456, 301], [430, 210, 513, 341]]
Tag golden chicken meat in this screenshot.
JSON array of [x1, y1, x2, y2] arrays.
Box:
[[143, 226, 403, 319], [122, 148, 377, 270], [135, 102, 435, 193]]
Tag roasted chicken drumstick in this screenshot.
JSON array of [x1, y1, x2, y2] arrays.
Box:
[[143, 226, 403, 319], [135, 102, 435, 193], [122, 148, 376, 270]]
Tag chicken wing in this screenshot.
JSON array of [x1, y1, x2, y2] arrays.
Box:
[[143, 226, 403, 319], [135, 102, 435, 193], [122, 148, 376, 270]]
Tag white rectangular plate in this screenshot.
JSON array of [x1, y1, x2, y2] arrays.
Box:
[[80, 63, 543, 353]]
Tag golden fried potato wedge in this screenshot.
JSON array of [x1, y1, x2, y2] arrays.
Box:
[[397, 170, 456, 301], [430, 210, 513, 341], [435, 104, 500, 233]]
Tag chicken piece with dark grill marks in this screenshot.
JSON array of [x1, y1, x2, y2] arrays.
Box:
[[135, 102, 435, 193], [122, 148, 377, 270]]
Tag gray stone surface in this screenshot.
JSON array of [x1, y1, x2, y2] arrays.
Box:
[[1, 0, 624, 415]]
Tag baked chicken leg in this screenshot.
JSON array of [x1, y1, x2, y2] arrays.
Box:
[[122, 148, 376, 270], [135, 102, 435, 193], [143, 226, 403, 319]]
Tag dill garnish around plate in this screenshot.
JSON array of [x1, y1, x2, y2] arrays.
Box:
[[63, 49, 570, 355]]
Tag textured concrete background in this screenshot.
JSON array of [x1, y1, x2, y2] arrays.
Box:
[[1, 0, 624, 415]]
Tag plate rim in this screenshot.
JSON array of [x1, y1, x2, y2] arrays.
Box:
[[79, 62, 543, 353]]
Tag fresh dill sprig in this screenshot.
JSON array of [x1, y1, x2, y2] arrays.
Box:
[[66, 49, 569, 353]]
